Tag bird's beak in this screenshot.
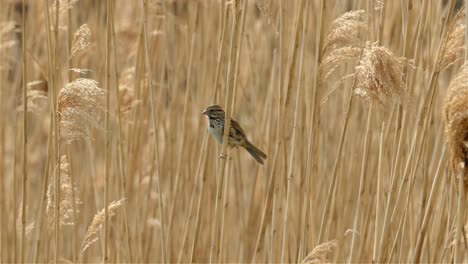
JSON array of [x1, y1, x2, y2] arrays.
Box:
[[202, 109, 208, 115]]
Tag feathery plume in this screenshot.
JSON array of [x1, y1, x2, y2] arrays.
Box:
[[321, 10, 367, 80], [46, 155, 81, 227], [322, 10, 367, 59], [58, 78, 105, 143], [443, 63, 468, 185], [80, 199, 125, 255], [70, 24, 92, 58], [440, 10, 466, 70], [301, 240, 338, 264], [354, 42, 409, 105]]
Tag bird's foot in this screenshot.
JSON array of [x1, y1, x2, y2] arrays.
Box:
[[219, 153, 232, 161]]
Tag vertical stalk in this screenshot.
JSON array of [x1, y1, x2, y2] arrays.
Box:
[[109, 3, 132, 261], [53, 0, 61, 262], [142, 0, 166, 261], [308, 0, 332, 243], [211, 3, 229, 103], [412, 145, 446, 262], [0, 9, 4, 261], [251, 49, 278, 262], [209, 1, 240, 262], [189, 135, 210, 264], [103, 0, 112, 262], [349, 106, 372, 263], [168, 28, 196, 245], [378, 1, 455, 261], [372, 122, 385, 261], [454, 163, 465, 263], [281, 0, 307, 261], [20, 0, 28, 262]]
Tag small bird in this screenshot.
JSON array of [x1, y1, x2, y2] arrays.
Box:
[[202, 105, 267, 165]]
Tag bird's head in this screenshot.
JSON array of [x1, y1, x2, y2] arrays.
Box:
[[202, 105, 225, 119]]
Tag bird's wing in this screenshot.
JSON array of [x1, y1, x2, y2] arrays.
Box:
[[229, 119, 247, 140]]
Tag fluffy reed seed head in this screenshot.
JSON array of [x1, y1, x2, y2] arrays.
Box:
[[321, 10, 367, 80], [46, 155, 81, 227], [58, 78, 105, 143], [440, 9, 466, 70], [300, 240, 338, 264], [354, 42, 409, 105], [443, 63, 468, 184], [70, 24, 92, 58], [80, 198, 125, 255]]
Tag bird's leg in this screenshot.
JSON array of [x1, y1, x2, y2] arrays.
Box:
[[219, 146, 235, 160]]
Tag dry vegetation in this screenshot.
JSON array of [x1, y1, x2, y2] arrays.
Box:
[[1, 0, 468, 263]]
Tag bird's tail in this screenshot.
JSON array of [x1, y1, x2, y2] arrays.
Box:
[[244, 141, 267, 165]]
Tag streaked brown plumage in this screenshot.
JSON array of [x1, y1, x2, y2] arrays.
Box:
[[202, 105, 267, 165]]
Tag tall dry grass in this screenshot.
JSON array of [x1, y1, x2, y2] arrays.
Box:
[[0, 0, 467, 263]]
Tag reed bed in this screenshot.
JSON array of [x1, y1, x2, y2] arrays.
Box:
[[0, 0, 467, 263]]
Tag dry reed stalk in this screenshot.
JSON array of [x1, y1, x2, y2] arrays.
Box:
[[168, 27, 196, 247], [110, 3, 132, 261], [386, 0, 428, 209], [40, 0, 62, 262], [13, 111, 19, 263], [142, 0, 166, 261], [252, 49, 278, 262], [348, 105, 372, 263], [380, 1, 458, 261], [251, 2, 289, 262], [375, 2, 428, 261], [455, 163, 466, 262], [103, 0, 112, 262], [33, 82, 53, 263], [209, 1, 241, 262], [301, 0, 328, 256], [317, 9, 368, 244], [174, 133, 207, 263], [20, 1, 27, 262], [211, 3, 229, 103], [218, 158, 232, 262], [372, 122, 385, 261], [189, 134, 210, 263], [412, 145, 447, 262], [282, 0, 307, 262], [54, 2, 61, 262], [0, 21, 5, 263], [295, 2, 312, 258]]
